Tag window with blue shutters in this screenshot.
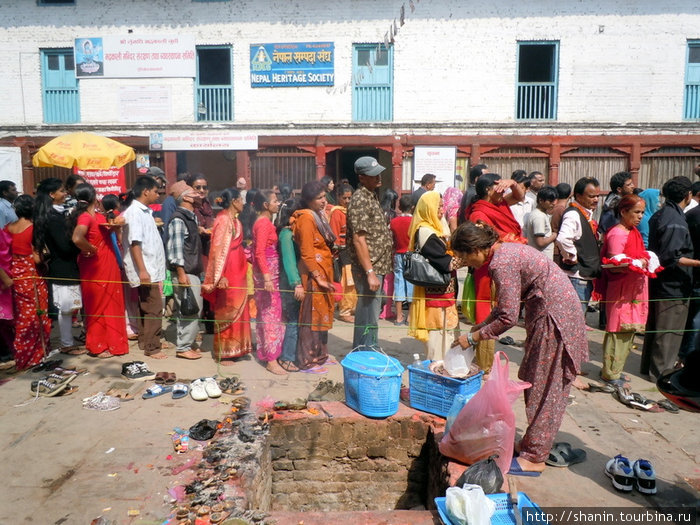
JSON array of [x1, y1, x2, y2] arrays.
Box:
[[196, 45, 233, 122], [516, 41, 559, 120], [684, 41, 700, 120], [352, 44, 393, 122], [41, 49, 80, 124]]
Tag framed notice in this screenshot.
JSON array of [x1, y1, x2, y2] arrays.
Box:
[[150, 131, 258, 151], [413, 146, 457, 196]]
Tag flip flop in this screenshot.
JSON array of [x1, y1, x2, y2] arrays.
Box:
[[142, 385, 173, 399], [30, 378, 69, 397], [507, 457, 542, 477], [299, 365, 328, 375], [656, 399, 680, 413], [172, 383, 189, 400], [324, 356, 339, 366], [545, 444, 587, 467], [586, 382, 615, 394]]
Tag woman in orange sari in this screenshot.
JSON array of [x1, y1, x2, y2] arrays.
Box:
[[202, 189, 252, 364], [465, 173, 525, 373], [291, 180, 336, 372]]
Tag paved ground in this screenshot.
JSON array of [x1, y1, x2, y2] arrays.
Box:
[[1, 310, 698, 524]]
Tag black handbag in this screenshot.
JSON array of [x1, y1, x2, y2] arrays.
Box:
[[403, 250, 451, 287], [179, 286, 200, 317]]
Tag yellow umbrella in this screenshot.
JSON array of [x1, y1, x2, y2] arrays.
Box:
[[32, 132, 136, 170]]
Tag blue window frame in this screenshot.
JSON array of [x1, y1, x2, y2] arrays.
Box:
[[41, 49, 80, 124], [352, 44, 393, 122], [683, 41, 700, 120], [196, 45, 233, 122], [516, 41, 559, 120]]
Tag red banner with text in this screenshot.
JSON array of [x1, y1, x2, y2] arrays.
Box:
[[73, 166, 127, 200]]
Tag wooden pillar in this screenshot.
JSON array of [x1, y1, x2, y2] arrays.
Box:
[[549, 143, 561, 186], [629, 142, 641, 187], [391, 142, 404, 193], [164, 151, 177, 186], [236, 150, 250, 186], [470, 143, 481, 168], [315, 143, 326, 180]]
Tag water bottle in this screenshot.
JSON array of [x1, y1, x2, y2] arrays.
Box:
[[412, 353, 422, 368]]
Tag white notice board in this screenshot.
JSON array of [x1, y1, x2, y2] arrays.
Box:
[[413, 146, 456, 196]]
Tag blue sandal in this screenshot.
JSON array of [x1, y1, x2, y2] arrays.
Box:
[[142, 385, 173, 399]]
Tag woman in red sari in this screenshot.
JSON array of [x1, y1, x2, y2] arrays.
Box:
[[202, 188, 252, 364], [465, 173, 525, 373], [70, 183, 128, 357], [6, 195, 51, 370]]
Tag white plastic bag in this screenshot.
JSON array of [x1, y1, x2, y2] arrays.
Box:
[[445, 484, 496, 525], [444, 344, 475, 378]]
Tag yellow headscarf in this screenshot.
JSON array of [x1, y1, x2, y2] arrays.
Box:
[[407, 191, 451, 342], [407, 191, 450, 251]]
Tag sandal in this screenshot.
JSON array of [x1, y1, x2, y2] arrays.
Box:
[[164, 372, 177, 385], [656, 399, 680, 413], [299, 365, 328, 375], [30, 378, 69, 397], [154, 371, 168, 384], [60, 346, 88, 356], [31, 359, 63, 373], [172, 383, 189, 400], [277, 359, 300, 372], [142, 384, 173, 399], [545, 443, 587, 467], [586, 382, 615, 394]]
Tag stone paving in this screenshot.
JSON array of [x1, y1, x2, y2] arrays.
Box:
[[0, 311, 698, 524]]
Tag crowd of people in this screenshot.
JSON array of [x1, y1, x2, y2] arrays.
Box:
[[0, 159, 698, 408]]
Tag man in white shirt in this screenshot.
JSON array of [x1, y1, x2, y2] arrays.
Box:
[[526, 171, 545, 202], [509, 170, 535, 228], [123, 176, 167, 359], [556, 177, 601, 314]]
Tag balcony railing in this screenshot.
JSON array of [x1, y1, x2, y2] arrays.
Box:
[[684, 84, 700, 119], [517, 82, 557, 120], [196, 85, 233, 122], [353, 85, 393, 122], [44, 88, 80, 124]]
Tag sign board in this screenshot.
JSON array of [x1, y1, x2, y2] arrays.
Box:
[[74, 167, 126, 199], [150, 131, 258, 151], [118, 86, 172, 122], [250, 42, 334, 87], [0, 147, 23, 193], [413, 146, 457, 196], [75, 35, 196, 78]]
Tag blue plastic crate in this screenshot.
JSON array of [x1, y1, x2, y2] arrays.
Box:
[[435, 492, 548, 524], [341, 350, 404, 418], [408, 360, 483, 417]]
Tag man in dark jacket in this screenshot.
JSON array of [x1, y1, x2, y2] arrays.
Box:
[[642, 176, 700, 379], [167, 181, 203, 360]]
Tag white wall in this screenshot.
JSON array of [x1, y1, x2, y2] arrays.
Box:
[[1, 0, 699, 128]]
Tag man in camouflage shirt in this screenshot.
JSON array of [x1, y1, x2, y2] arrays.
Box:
[[347, 156, 394, 348]]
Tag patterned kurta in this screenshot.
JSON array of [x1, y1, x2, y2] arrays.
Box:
[[479, 243, 589, 463]]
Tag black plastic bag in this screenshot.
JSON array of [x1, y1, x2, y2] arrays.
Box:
[[179, 286, 200, 317], [189, 419, 219, 441], [455, 454, 504, 494]]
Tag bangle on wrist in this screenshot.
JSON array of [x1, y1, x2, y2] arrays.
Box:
[[366, 268, 375, 274], [467, 331, 476, 346]]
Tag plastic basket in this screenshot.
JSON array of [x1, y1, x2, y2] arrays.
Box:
[[408, 360, 483, 417], [435, 492, 548, 525], [341, 348, 404, 418]]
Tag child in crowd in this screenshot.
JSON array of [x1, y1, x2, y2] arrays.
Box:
[[525, 185, 558, 260], [329, 184, 356, 323], [389, 195, 414, 325]]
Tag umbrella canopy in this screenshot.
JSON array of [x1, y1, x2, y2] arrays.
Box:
[[32, 132, 136, 170]]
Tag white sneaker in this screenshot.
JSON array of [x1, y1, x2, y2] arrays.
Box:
[[190, 379, 208, 401], [605, 454, 634, 492], [633, 459, 657, 494], [203, 377, 221, 398]]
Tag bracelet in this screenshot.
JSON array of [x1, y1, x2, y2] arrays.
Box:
[[366, 268, 375, 274], [467, 331, 476, 346]]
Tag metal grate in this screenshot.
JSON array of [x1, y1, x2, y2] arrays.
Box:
[[250, 148, 316, 192], [196, 86, 233, 122], [516, 83, 557, 120], [684, 85, 700, 120]]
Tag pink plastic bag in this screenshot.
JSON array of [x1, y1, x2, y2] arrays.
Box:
[[439, 351, 531, 480]]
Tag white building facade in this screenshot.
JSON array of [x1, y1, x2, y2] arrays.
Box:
[[1, 0, 700, 193]]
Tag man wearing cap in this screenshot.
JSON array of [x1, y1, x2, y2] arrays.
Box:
[[347, 156, 393, 348], [167, 181, 204, 360]]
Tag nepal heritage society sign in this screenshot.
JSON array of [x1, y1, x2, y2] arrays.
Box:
[[250, 42, 334, 87]]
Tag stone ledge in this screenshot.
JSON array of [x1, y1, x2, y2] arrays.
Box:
[[268, 510, 438, 524]]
